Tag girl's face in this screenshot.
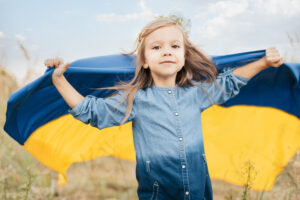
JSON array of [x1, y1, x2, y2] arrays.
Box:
[[143, 25, 185, 87]]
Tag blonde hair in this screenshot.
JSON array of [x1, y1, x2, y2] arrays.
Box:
[[103, 16, 218, 125]]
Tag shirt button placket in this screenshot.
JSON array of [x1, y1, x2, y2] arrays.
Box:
[[168, 88, 190, 199]]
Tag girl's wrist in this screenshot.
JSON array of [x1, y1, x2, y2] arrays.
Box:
[[259, 57, 271, 69], [52, 74, 65, 85]]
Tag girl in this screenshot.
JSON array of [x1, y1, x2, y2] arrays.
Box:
[[44, 17, 283, 200]]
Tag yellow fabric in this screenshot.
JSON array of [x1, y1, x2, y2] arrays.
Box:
[[202, 105, 300, 190], [23, 115, 136, 186], [23, 105, 300, 190]]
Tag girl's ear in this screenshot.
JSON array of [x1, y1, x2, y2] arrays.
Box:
[[143, 63, 149, 69]]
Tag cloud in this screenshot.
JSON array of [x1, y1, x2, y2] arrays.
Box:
[[192, 0, 300, 40], [253, 0, 300, 17], [96, 0, 154, 22], [193, 0, 248, 20], [15, 34, 26, 41], [0, 31, 5, 39], [193, 0, 250, 39], [208, 0, 249, 18]]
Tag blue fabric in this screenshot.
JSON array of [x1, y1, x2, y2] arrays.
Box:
[[4, 49, 300, 146], [68, 69, 249, 199]]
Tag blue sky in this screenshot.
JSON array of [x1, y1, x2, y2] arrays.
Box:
[[0, 0, 300, 82]]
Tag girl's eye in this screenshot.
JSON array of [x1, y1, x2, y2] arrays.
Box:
[[152, 45, 180, 50]]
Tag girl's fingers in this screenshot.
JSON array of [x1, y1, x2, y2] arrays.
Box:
[[53, 64, 64, 76], [44, 57, 64, 67], [53, 62, 70, 77], [62, 62, 70, 71], [270, 56, 280, 62], [270, 57, 284, 67], [44, 59, 53, 67], [53, 57, 64, 67], [265, 47, 283, 67], [64, 62, 70, 69], [274, 58, 284, 67]]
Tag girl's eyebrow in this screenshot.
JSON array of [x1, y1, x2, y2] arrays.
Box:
[[149, 40, 182, 45]]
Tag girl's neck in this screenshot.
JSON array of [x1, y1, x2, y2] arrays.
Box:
[[152, 77, 176, 88]]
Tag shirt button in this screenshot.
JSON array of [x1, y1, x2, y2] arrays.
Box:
[[182, 165, 186, 169], [185, 191, 189, 195], [179, 137, 183, 141], [168, 90, 172, 94], [175, 112, 179, 116]]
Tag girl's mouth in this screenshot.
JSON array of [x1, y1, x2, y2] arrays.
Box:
[[160, 61, 175, 64]]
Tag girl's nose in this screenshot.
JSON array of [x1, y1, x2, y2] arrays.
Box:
[[163, 51, 172, 56], [162, 46, 173, 56]]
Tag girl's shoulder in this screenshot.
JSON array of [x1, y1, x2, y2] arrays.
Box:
[[190, 79, 213, 88]]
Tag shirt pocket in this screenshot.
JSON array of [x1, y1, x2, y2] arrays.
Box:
[[145, 160, 160, 200], [151, 181, 159, 200]]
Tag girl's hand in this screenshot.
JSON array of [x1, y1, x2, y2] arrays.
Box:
[[264, 47, 284, 68], [44, 57, 70, 78]]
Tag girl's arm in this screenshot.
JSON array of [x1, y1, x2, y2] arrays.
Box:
[[232, 47, 284, 79], [44, 58, 84, 109], [52, 76, 84, 108], [44, 57, 136, 129], [196, 47, 283, 112]]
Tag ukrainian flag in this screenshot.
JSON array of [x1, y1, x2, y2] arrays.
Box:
[[4, 50, 300, 190]]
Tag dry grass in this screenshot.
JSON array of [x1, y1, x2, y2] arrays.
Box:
[[16, 40, 42, 87], [0, 38, 299, 199]]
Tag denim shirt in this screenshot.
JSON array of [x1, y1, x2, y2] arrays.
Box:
[[69, 68, 250, 200]]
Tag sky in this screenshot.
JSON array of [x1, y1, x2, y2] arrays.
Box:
[[0, 0, 300, 83]]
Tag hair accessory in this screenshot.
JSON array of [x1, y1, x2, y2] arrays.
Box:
[[156, 12, 192, 36]]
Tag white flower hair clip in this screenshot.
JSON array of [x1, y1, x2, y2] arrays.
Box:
[[156, 12, 192, 36]]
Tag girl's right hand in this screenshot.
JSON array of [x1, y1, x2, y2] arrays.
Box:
[[44, 57, 70, 78]]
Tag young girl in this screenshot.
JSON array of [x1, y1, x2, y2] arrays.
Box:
[[44, 17, 283, 200]]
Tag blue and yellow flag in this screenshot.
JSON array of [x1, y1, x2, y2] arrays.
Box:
[[4, 50, 300, 190]]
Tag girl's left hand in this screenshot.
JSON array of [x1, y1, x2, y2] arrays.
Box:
[[264, 47, 284, 68]]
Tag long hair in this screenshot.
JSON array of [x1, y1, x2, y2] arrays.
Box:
[[103, 17, 218, 125]]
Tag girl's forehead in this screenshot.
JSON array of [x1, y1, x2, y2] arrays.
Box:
[[145, 26, 184, 44]]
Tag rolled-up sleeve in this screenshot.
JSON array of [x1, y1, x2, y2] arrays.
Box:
[[68, 90, 135, 129], [196, 68, 250, 111]]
